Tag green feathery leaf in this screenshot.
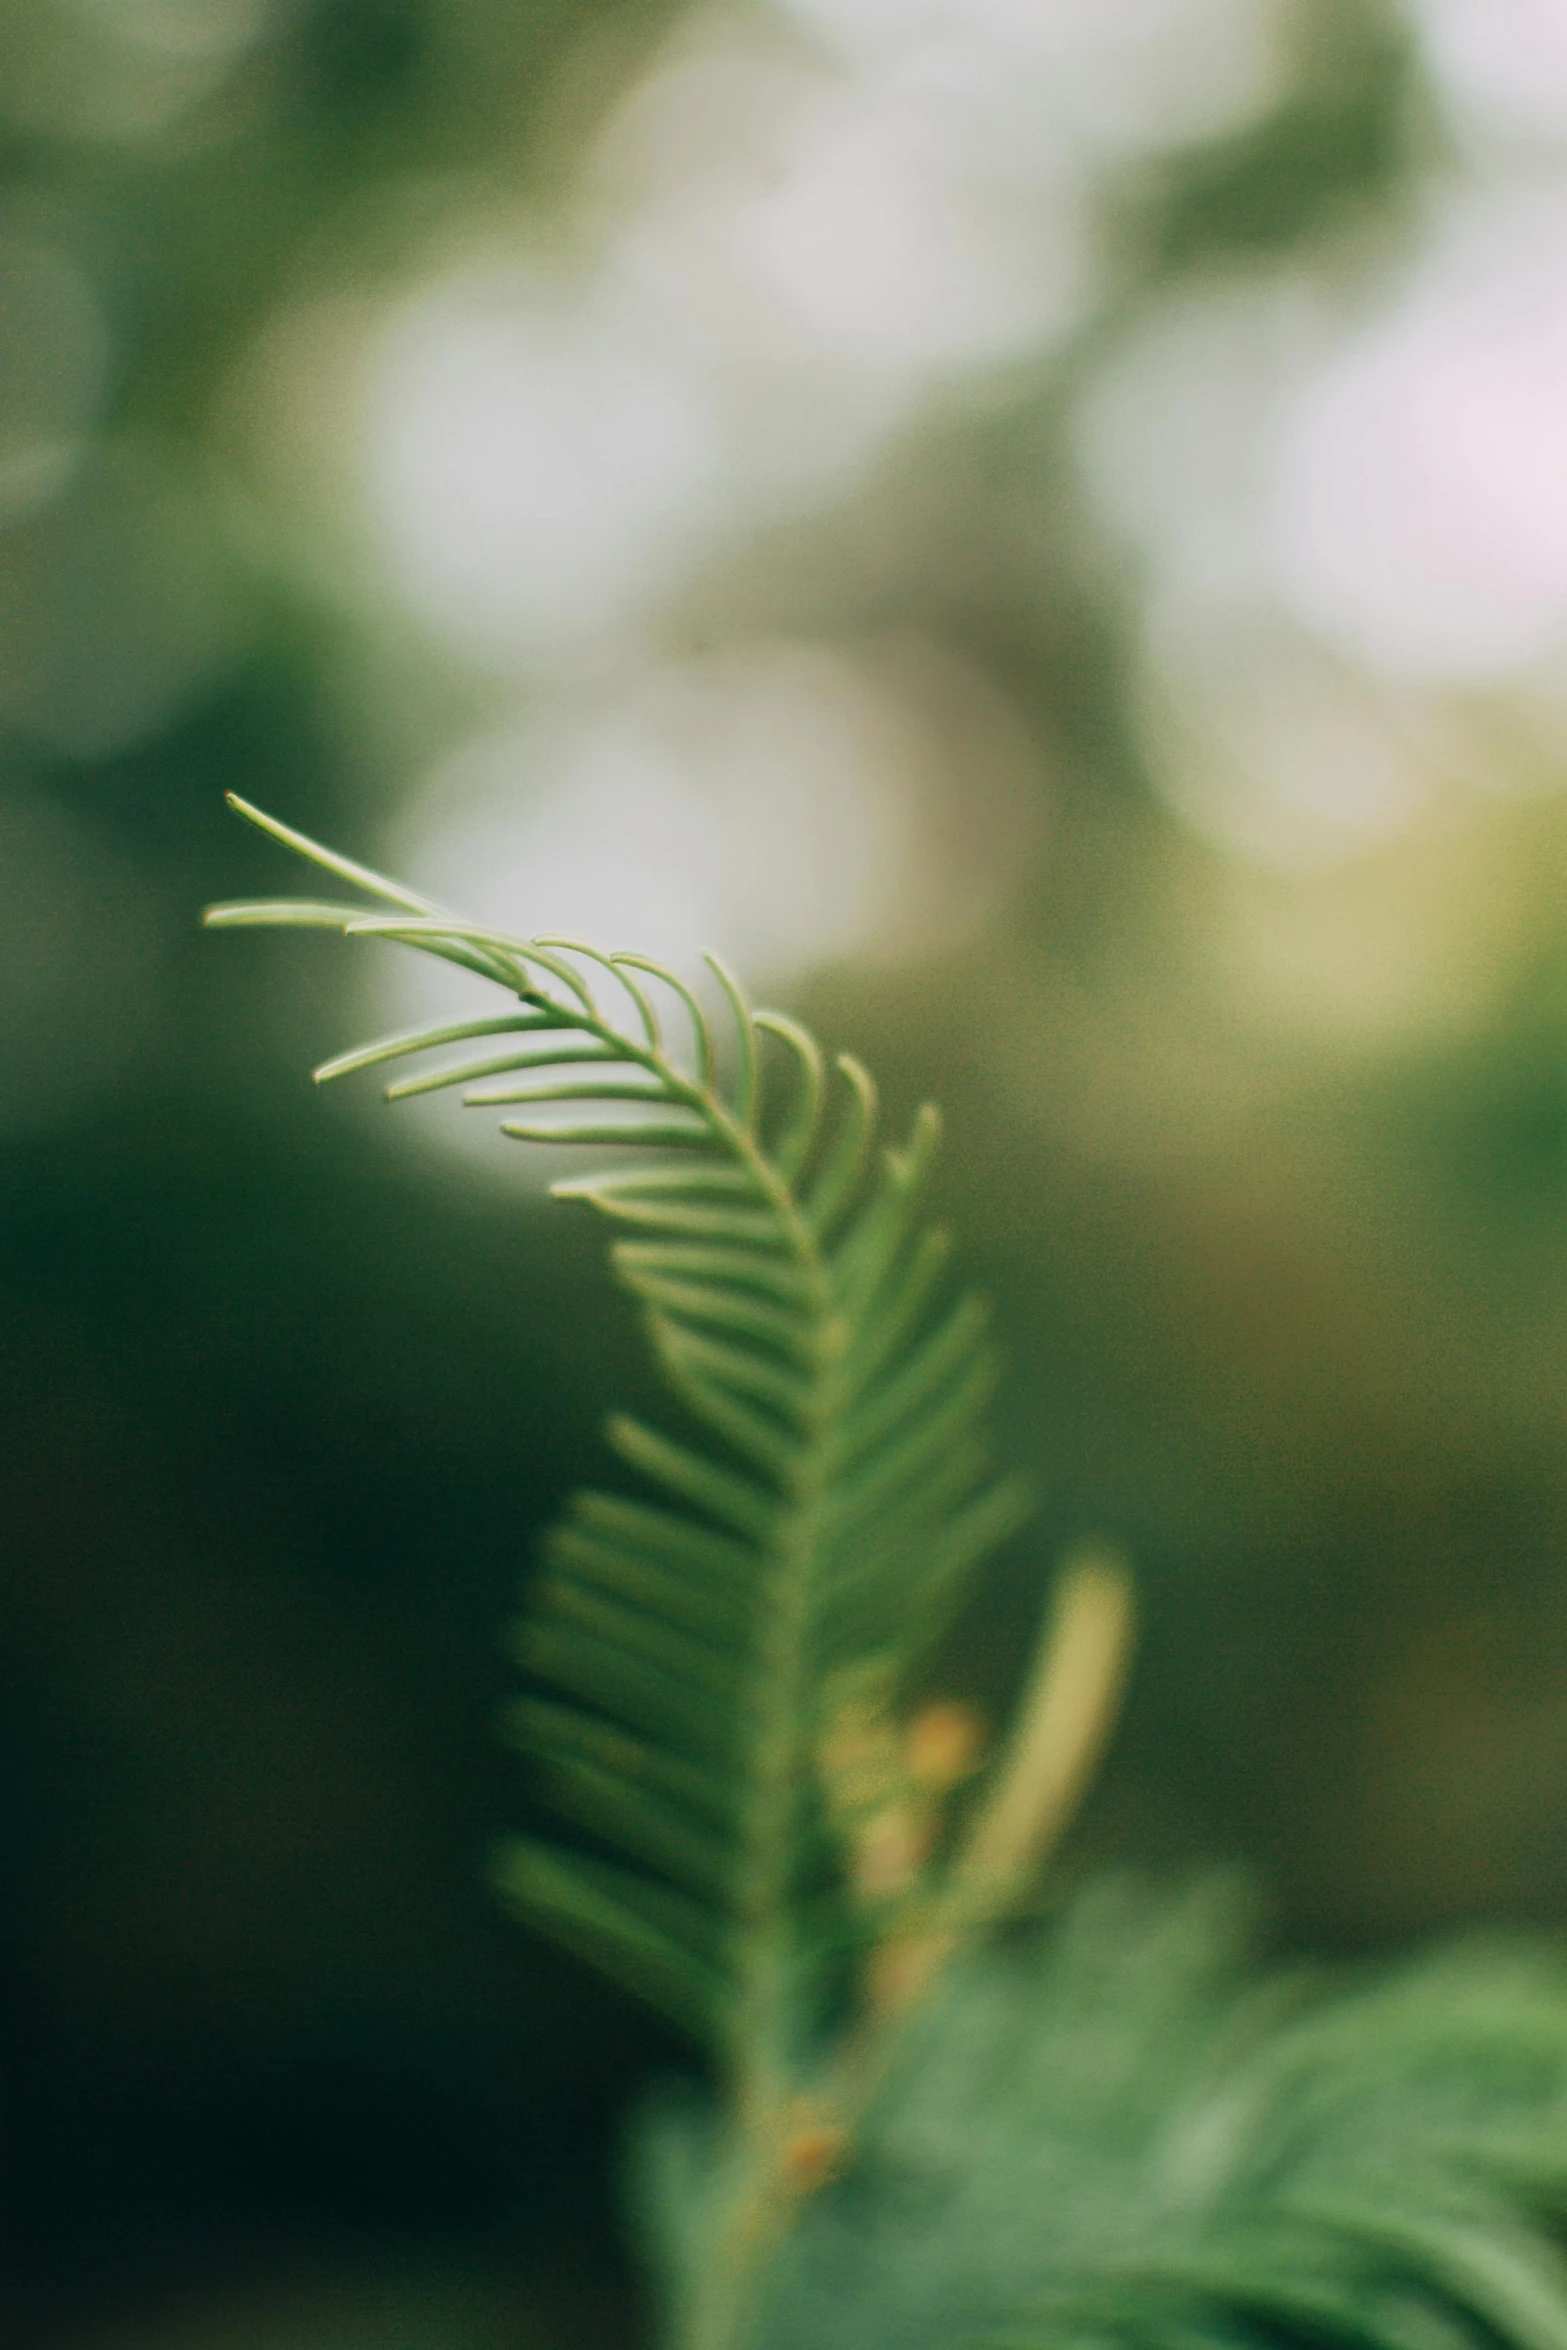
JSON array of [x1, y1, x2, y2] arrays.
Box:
[[206, 795, 1032, 2076], [625, 1875, 1567, 2350]]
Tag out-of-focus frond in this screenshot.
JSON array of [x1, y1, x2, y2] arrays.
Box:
[[664, 1875, 1567, 2350]]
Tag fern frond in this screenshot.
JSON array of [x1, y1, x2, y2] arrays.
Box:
[[206, 795, 1032, 2090]]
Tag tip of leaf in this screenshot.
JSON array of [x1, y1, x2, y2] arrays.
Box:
[[223, 792, 286, 843]]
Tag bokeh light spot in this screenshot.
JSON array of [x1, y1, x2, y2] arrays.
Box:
[[1136, 587, 1435, 872], [360, 639, 1040, 1172], [1415, 0, 1567, 140], [367, 272, 720, 663], [1268, 194, 1567, 682]]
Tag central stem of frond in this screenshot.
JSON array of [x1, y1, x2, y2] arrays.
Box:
[[679, 1104, 842, 2350]]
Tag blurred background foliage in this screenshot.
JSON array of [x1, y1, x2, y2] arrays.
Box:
[[8, 0, 1567, 2340]]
